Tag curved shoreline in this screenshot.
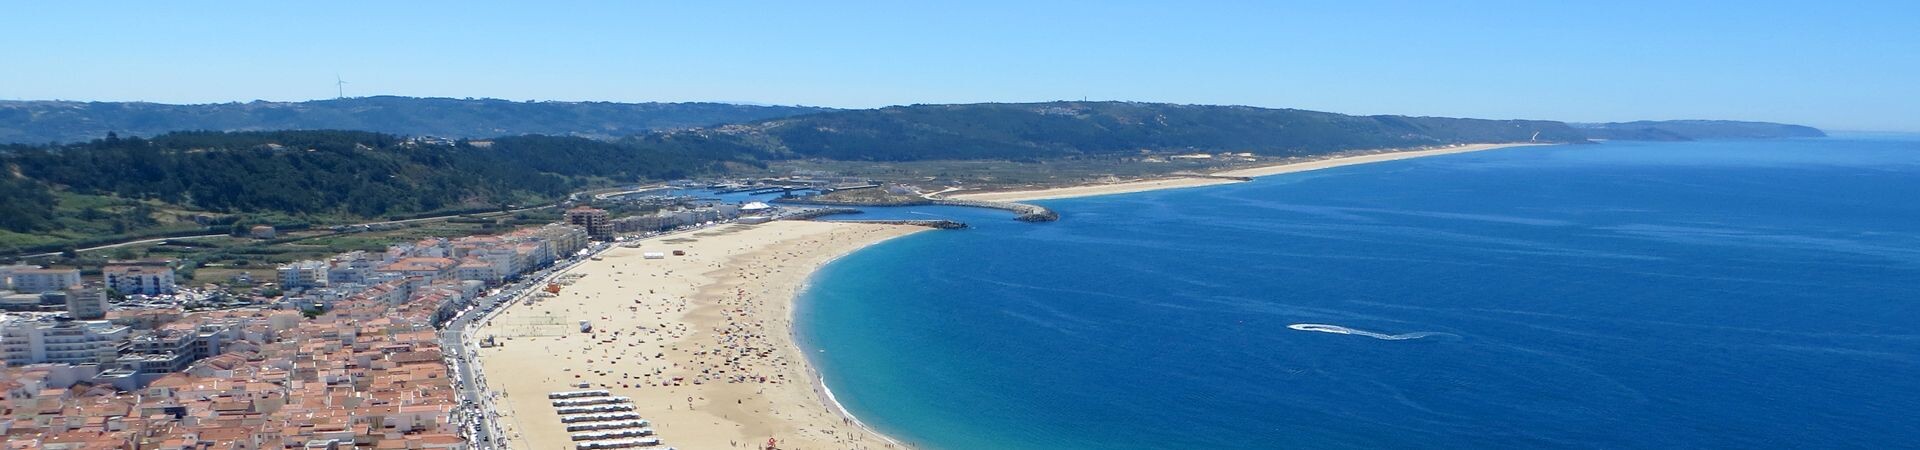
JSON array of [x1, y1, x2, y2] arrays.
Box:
[[470, 144, 1548, 449], [789, 239, 921, 450], [776, 144, 1547, 449], [474, 221, 927, 449]]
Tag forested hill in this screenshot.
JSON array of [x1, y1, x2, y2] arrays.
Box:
[[0, 96, 833, 144], [0, 130, 751, 238], [1573, 120, 1827, 141], [0, 101, 1829, 252], [696, 102, 1591, 161], [0, 101, 1595, 237]]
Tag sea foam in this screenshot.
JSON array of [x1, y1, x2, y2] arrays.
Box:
[[1288, 323, 1457, 341]]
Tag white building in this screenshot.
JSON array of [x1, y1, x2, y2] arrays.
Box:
[[0, 317, 131, 366], [460, 247, 517, 282], [531, 223, 590, 255], [455, 260, 503, 285], [278, 260, 332, 290], [329, 252, 377, 284], [104, 263, 176, 296], [9, 268, 81, 294], [739, 202, 773, 216], [0, 264, 39, 290]]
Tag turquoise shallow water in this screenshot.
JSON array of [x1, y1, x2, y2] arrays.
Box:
[[797, 137, 1920, 449]]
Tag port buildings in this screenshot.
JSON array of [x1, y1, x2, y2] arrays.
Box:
[[609, 204, 745, 234]]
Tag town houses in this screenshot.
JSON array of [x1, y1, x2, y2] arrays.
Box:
[[1, 222, 591, 449], [0, 184, 784, 449], [0, 300, 467, 449]]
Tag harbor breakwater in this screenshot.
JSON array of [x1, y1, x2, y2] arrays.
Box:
[[824, 219, 969, 229], [777, 197, 1058, 222], [929, 199, 1058, 222], [779, 208, 968, 229]]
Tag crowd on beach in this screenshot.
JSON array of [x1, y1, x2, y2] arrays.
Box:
[[477, 224, 917, 450], [509, 265, 805, 393]]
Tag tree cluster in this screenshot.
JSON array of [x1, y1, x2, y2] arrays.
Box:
[[0, 130, 741, 233]]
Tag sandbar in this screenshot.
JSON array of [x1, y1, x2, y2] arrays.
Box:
[[951, 143, 1545, 202]]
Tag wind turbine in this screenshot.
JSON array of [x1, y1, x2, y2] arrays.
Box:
[[335, 75, 349, 99]]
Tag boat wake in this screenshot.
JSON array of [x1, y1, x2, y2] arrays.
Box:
[[1288, 323, 1457, 341]]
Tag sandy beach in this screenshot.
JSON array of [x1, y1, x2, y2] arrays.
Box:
[[475, 220, 925, 450], [469, 142, 1540, 450], [951, 143, 1544, 202]]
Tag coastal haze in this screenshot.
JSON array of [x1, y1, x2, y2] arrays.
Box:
[[3, 2, 1917, 450]]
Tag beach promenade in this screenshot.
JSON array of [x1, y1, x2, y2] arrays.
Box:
[[474, 220, 923, 449]]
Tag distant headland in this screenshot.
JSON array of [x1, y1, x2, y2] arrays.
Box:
[[1, 97, 1821, 145]]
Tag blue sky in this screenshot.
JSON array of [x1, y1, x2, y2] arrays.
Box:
[[4, 1, 1917, 131]]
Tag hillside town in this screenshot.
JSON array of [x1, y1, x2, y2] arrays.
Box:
[[0, 199, 770, 449]]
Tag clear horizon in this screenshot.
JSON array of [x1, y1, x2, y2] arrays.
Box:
[[5, 1, 1917, 132]]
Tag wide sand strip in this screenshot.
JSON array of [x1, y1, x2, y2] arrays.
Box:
[[477, 221, 924, 450], [952, 143, 1545, 202]]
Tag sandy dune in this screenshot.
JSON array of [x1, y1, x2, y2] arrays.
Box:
[[952, 143, 1544, 202]]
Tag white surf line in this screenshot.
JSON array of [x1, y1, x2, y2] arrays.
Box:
[[1288, 323, 1455, 340]]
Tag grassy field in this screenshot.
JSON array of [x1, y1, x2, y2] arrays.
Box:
[[1, 187, 565, 257], [0, 192, 220, 250], [19, 209, 556, 288]]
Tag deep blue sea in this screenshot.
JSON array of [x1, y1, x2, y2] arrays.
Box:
[[797, 136, 1920, 449]]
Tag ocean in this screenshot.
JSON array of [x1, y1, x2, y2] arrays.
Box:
[[796, 136, 1920, 449]]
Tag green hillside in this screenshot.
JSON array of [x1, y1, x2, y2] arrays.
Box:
[[706, 102, 1589, 161], [0, 130, 747, 253], [1573, 120, 1828, 141], [0, 96, 833, 144]]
